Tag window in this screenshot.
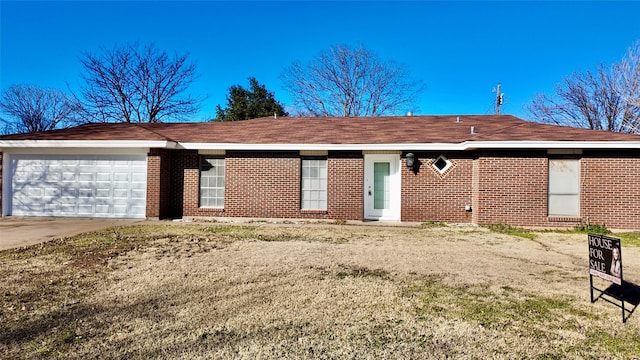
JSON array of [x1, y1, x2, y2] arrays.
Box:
[[200, 157, 225, 208], [432, 155, 452, 174], [548, 159, 580, 217], [301, 158, 327, 210]]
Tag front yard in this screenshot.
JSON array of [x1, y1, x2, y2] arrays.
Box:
[[1, 222, 639, 359]]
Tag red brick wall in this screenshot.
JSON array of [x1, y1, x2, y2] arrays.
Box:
[[178, 151, 364, 220], [146, 149, 172, 219], [224, 151, 301, 218], [401, 152, 473, 223], [474, 151, 549, 227], [581, 151, 640, 229], [167, 150, 193, 218], [167, 148, 640, 229], [146, 150, 161, 218], [471, 156, 481, 225], [327, 152, 363, 220], [181, 150, 224, 217], [470, 150, 640, 229]]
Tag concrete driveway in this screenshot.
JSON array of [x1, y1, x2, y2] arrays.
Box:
[[0, 217, 144, 251]]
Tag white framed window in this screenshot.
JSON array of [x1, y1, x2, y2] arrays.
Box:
[[200, 157, 225, 208], [548, 159, 580, 217], [301, 158, 327, 210], [432, 155, 452, 174]]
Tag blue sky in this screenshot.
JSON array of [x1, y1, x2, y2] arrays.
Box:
[[1, 1, 639, 122]]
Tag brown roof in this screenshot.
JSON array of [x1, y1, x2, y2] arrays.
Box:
[[0, 122, 173, 141], [2, 115, 640, 144]]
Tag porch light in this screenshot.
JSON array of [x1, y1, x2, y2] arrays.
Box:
[[405, 153, 415, 169]]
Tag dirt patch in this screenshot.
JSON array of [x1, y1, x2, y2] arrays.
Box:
[[1, 223, 639, 359]]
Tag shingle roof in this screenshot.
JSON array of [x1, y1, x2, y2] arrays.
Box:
[[2, 115, 640, 144], [0, 122, 173, 141]]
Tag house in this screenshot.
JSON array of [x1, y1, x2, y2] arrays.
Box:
[[1, 115, 639, 229]]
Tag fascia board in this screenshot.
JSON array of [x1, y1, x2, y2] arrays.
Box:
[[180, 141, 640, 151], [463, 141, 640, 150], [3, 140, 638, 152], [179, 143, 465, 151], [0, 140, 177, 150]]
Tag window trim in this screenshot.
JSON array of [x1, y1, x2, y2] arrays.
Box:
[[300, 156, 328, 211], [199, 156, 225, 209], [547, 158, 580, 217], [432, 155, 453, 175]]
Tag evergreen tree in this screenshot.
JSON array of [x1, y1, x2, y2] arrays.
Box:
[[215, 77, 288, 121]]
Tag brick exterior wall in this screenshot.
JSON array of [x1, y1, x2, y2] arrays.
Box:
[[146, 150, 161, 218], [146, 149, 173, 219], [471, 150, 640, 229], [224, 151, 301, 218], [178, 151, 364, 220], [1, 146, 638, 229], [166, 148, 640, 229], [401, 152, 473, 223], [471, 154, 481, 225], [327, 152, 363, 220], [473, 150, 549, 227], [581, 151, 640, 229], [167, 150, 191, 218]]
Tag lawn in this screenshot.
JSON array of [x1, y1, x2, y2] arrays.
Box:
[[1, 222, 639, 359]]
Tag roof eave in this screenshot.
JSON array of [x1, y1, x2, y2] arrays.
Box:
[[180, 141, 640, 151], [0, 139, 178, 150]]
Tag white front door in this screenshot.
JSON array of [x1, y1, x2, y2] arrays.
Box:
[[364, 154, 401, 220]]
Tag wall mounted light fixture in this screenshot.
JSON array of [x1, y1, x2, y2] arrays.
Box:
[[406, 153, 415, 169]]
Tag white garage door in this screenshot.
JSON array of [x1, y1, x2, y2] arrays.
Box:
[[9, 154, 147, 218]]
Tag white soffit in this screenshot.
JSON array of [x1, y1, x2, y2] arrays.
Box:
[[2, 139, 639, 152], [179, 141, 640, 151], [0, 140, 177, 150]]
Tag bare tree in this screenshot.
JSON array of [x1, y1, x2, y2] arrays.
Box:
[[79, 43, 202, 123], [281, 44, 424, 117], [0, 85, 81, 134], [526, 41, 640, 134], [617, 40, 640, 132]]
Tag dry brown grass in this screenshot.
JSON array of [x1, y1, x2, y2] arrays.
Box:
[[1, 222, 640, 359]]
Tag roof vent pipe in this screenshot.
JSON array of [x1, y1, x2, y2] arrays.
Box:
[[456, 116, 461, 123], [406, 111, 413, 117], [470, 126, 476, 134], [274, 113, 277, 119]]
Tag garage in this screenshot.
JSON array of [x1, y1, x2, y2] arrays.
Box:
[[7, 154, 147, 218]]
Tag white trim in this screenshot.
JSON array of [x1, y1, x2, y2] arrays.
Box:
[[364, 154, 401, 221], [432, 155, 453, 174], [2, 153, 9, 216], [3, 148, 150, 156], [0, 140, 177, 150], [362, 150, 402, 155], [462, 141, 640, 150], [178, 141, 640, 151], [2, 139, 638, 152]]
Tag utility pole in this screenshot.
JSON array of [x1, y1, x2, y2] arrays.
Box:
[[495, 83, 504, 115]]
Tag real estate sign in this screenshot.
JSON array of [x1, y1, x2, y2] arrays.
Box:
[[588, 233, 622, 285]]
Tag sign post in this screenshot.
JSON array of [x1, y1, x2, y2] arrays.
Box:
[[588, 233, 625, 322]]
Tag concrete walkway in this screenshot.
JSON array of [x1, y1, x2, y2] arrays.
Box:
[[0, 217, 144, 251]]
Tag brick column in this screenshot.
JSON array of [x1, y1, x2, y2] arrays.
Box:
[[146, 150, 162, 219]]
